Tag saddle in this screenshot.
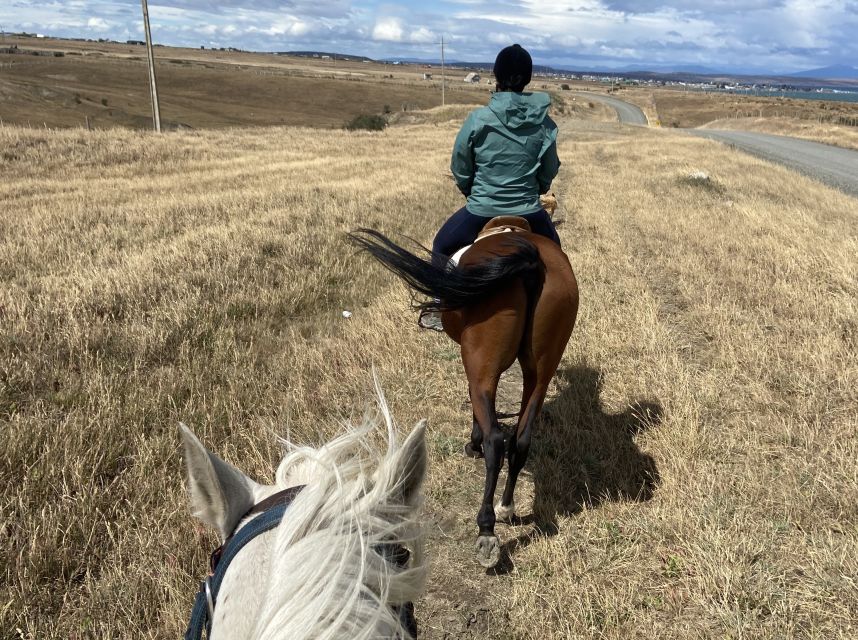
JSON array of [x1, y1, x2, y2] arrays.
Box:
[[450, 216, 531, 267]]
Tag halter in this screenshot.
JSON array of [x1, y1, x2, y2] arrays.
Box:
[[185, 485, 304, 640]]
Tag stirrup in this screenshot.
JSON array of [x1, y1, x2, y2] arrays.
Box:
[[418, 310, 444, 332]]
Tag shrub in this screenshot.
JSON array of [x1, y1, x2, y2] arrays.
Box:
[[560, 83, 570, 90], [345, 114, 387, 131]]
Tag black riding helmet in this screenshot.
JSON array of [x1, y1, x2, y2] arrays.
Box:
[[493, 44, 532, 92]]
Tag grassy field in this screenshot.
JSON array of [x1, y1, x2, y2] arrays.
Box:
[[2, 110, 856, 639], [642, 87, 858, 129], [0, 36, 490, 129], [6, 34, 858, 151]]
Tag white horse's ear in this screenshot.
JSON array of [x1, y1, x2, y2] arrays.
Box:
[[391, 419, 428, 506], [179, 423, 258, 541]]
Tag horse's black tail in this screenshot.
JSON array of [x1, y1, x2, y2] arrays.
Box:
[[348, 228, 544, 312]]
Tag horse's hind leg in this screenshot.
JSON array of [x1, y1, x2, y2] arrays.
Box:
[[497, 293, 576, 523], [462, 318, 525, 567], [464, 413, 483, 458], [469, 379, 505, 568], [496, 360, 540, 522]]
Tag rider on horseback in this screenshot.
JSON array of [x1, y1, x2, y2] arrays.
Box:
[[421, 44, 562, 329]]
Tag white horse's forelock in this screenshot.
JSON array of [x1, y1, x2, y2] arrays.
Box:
[[250, 385, 427, 640]]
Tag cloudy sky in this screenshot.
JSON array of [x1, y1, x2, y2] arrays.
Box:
[[2, 1, 857, 73]]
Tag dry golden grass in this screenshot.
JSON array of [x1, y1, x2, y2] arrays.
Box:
[[641, 87, 858, 129], [1, 112, 856, 639], [0, 37, 488, 130], [699, 116, 858, 151], [387, 96, 613, 128]]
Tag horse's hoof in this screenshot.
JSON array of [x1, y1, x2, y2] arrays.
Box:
[[464, 442, 484, 459], [495, 500, 515, 523], [475, 535, 501, 568]]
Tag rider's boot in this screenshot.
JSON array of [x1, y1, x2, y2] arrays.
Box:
[[418, 304, 444, 331]]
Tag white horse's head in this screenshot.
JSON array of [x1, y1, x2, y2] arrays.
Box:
[[179, 386, 428, 640]]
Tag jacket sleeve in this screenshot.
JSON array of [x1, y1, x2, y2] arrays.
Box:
[[450, 114, 476, 196], [536, 140, 560, 194], [536, 116, 560, 194]]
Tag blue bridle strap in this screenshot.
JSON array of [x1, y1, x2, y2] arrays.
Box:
[[184, 485, 418, 639], [185, 489, 302, 640]]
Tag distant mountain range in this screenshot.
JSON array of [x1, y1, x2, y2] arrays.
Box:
[[787, 64, 858, 79], [379, 57, 729, 76], [377, 57, 858, 80]]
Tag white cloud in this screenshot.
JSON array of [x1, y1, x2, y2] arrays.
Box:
[[487, 32, 513, 46], [289, 20, 310, 37], [0, 1, 856, 72], [372, 17, 403, 41], [87, 17, 110, 30], [409, 26, 435, 44]]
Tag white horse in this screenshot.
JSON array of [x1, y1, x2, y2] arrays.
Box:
[[179, 387, 428, 640]]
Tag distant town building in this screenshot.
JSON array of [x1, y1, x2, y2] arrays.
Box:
[[463, 72, 481, 83], [422, 73, 432, 80]]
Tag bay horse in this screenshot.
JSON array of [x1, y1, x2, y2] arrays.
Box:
[[180, 381, 428, 639], [350, 216, 578, 568]]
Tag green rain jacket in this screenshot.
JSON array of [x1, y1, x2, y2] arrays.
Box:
[[450, 91, 560, 217]]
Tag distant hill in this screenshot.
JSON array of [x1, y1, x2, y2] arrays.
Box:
[[379, 57, 461, 65], [279, 51, 372, 62], [607, 64, 725, 75], [379, 57, 559, 75], [789, 65, 858, 80]]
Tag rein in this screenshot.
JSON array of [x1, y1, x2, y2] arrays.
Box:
[[185, 485, 304, 640]]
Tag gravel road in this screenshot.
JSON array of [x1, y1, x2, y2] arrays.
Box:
[[690, 129, 858, 198], [572, 91, 648, 125], [571, 92, 858, 198]]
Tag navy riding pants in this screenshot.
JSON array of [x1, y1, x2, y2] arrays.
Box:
[[432, 207, 561, 264]]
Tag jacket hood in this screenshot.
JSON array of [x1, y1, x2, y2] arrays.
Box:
[[488, 91, 550, 129]]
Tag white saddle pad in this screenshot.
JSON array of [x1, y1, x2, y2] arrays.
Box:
[[449, 244, 471, 267], [448, 226, 519, 267]]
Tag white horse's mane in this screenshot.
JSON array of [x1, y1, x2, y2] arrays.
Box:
[[252, 385, 427, 640]]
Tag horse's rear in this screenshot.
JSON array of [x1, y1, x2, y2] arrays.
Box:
[[443, 228, 578, 567], [349, 218, 578, 568]]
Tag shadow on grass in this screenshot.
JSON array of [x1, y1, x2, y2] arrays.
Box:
[[491, 365, 662, 574]]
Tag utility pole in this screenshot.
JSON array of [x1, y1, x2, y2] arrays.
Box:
[[141, 0, 162, 132], [440, 35, 445, 106]]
